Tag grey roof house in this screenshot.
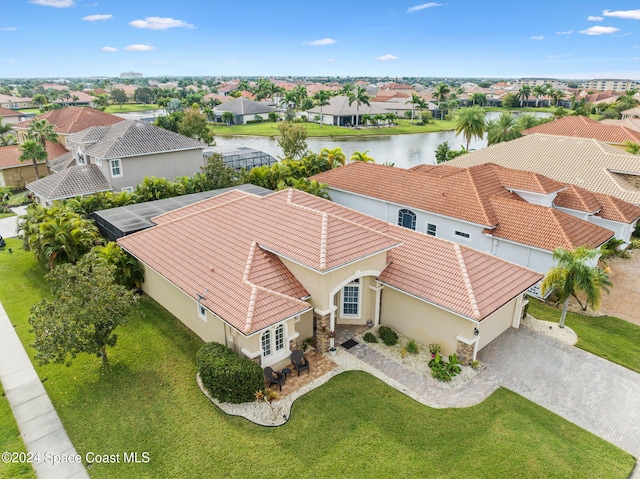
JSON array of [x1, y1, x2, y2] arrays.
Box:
[[305, 95, 389, 126], [27, 120, 206, 205], [212, 97, 277, 125]]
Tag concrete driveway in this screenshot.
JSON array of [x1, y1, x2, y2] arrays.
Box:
[[0, 206, 26, 239], [479, 327, 640, 458]]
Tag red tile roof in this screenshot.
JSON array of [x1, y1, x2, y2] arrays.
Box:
[[522, 115, 640, 145], [14, 107, 123, 134], [0, 107, 21, 118], [0, 142, 68, 170], [119, 189, 541, 333]]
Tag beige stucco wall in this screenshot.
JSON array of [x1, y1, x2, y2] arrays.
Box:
[[2, 163, 49, 188], [334, 275, 378, 325], [477, 296, 520, 350], [278, 252, 387, 312]]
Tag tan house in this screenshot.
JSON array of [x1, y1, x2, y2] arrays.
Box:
[[0, 143, 67, 188], [117, 188, 541, 370], [14, 107, 123, 147], [0, 94, 34, 110], [0, 107, 24, 126]]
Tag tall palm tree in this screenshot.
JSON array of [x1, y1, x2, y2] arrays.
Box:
[[516, 113, 539, 131], [471, 93, 487, 107], [541, 246, 612, 328], [350, 150, 375, 163], [455, 106, 485, 150], [409, 92, 422, 120], [487, 112, 522, 145], [27, 119, 59, 171], [313, 90, 332, 127], [551, 89, 566, 107], [19, 139, 47, 180], [434, 83, 450, 120], [347, 86, 370, 127], [517, 84, 532, 107], [532, 85, 546, 107]]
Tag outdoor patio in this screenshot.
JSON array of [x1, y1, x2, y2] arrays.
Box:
[[268, 350, 337, 398]]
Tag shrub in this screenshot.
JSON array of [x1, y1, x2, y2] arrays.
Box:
[[302, 336, 316, 351], [428, 342, 441, 355], [363, 332, 378, 343], [406, 339, 419, 355], [197, 342, 263, 403], [428, 353, 462, 382], [378, 326, 398, 346]]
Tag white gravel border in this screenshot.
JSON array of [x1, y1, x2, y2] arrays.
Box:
[[521, 314, 578, 345]]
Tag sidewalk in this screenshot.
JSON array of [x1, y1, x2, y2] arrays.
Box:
[[0, 206, 27, 239], [0, 302, 89, 479]]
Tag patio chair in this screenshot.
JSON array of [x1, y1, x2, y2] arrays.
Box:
[[290, 350, 310, 376], [263, 367, 285, 391]]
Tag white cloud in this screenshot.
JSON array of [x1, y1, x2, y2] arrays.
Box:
[[556, 30, 573, 35], [29, 0, 74, 7], [531, 35, 544, 40], [225, 59, 236, 64], [407, 2, 444, 13], [376, 54, 399, 61], [129, 17, 195, 30], [0, 27, 17, 31], [82, 14, 112, 21], [124, 44, 155, 51], [101, 46, 117, 52], [603, 9, 640, 20], [579, 26, 620, 35], [587, 16, 604, 21], [303, 38, 336, 46]]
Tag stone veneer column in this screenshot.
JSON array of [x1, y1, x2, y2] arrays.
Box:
[[455, 336, 476, 365], [314, 311, 331, 353]]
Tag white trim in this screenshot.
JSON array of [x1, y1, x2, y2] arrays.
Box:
[[197, 301, 207, 321], [110, 158, 123, 178], [425, 222, 437, 237], [453, 229, 471, 241], [260, 322, 290, 367], [340, 280, 362, 319]]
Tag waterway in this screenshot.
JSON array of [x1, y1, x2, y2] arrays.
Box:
[[214, 111, 552, 169]]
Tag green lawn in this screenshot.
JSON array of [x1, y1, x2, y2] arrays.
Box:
[[0, 212, 16, 219], [104, 104, 159, 114], [210, 119, 459, 138], [0, 384, 36, 479], [527, 298, 640, 373], [0, 239, 634, 478]]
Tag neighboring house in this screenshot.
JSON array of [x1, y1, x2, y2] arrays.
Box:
[[522, 115, 640, 150], [203, 146, 277, 171], [0, 94, 34, 110], [305, 96, 389, 126], [312, 163, 634, 285], [621, 107, 640, 120], [0, 142, 67, 188], [212, 97, 276, 125], [52, 91, 95, 108], [0, 107, 24, 125], [447, 134, 640, 205], [117, 188, 541, 370], [27, 120, 206, 204], [14, 107, 124, 147]]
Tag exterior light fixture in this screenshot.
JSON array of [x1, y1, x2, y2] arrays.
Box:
[[473, 327, 479, 336]]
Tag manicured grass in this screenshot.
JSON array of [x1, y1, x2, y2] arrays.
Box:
[[210, 119, 458, 138], [104, 104, 158, 113], [527, 298, 640, 373], [0, 239, 634, 478], [0, 212, 16, 219], [0, 384, 36, 479]]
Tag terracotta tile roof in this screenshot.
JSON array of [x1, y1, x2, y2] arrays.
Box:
[[486, 197, 613, 250], [0, 107, 21, 118], [378, 225, 541, 320], [118, 188, 541, 332], [447, 134, 640, 204], [522, 115, 640, 145], [590, 192, 640, 223], [554, 184, 602, 213], [0, 142, 67, 170], [26, 164, 112, 200], [152, 189, 253, 224], [14, 107, 123, 134]]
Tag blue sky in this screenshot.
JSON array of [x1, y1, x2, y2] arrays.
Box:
[[2, 0, 640, 79]]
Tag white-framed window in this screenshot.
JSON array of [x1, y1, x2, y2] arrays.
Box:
[[398, 209, 416, 230], [454, 230, 471, 239], [197, 302, 206, 320], [261, 323, 286, 359], [121, 186, 134, 193], [426, 223, 437, 236], [110, 159, 122, 177], [341, 278, 361, 317]]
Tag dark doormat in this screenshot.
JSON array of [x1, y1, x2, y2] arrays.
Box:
[[341, 339, 358, 349]]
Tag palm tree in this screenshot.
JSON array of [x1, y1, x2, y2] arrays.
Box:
[[19, 139, 47, 180], [409, 92, 422, 120], [532, 85, 546, 107], [517, 84, 531, 107], [541, 246, 612, 328], [27, 119, 59, 171], [471, 93, 487, 107], [341, 83, 354, 97], [313, 90, 332, 127], [347, 86, 370, 127], [350, 150, 375, 163], [516, 113, 539, 131], [487, 112, 522, 145], [624, 141, 640, 155], [455, 106, 485, 150], [434, 83, 450, 120], [91, 242, 145, 290], [551, 89, 566, 107], [32, 93, 47, 109], [222, 111, 234, 126]]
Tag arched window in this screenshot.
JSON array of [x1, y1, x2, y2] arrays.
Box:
[[398, 209, 416, 230]]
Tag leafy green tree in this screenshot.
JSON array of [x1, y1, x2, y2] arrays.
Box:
[[501, 93, 518, 108], [19, 139, 47, 180], [178, 108, 215, 145], [29, 257, 139, 365], [200, 153, 240, 189], [434, 141, 467, 164], [109, 88, 128, 107], [516, 113, 539, 131], [93, 94, 109, 111], [554, 107, 568, 119], [166, 98, 183, 114], [517, 84, 531, 107], [471, 93, 487, 107], [434, 83, 450, 119], [155, 111, 184, 133], [27, 119, 59, 170], [487, 112, 522, 145], [455, 106, 485, 150], [222, 111, 234, 126], [313, 90, 332, 127], [551, 89, 566, 107], [541, 246, 612, 328], [277, 122, 308, 159], [624, 141, 640, 155], [532, 85, 546, 107], [32, 93, 47, 109], [350, 150, 375, 163], [347, 86, 370, 127], [133, 86, 155, 104], [135, 176, 185, 201], [91, 242, 145, 290], [319, 147, 346, 168]]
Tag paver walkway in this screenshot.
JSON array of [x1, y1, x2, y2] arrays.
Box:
[[0, 302, 89, 479]]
